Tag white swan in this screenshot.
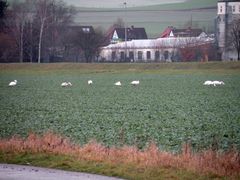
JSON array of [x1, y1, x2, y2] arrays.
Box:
[[61, 82, 71, 87], [88, 80, 93, 85], [114, 81, 121, 86], [203, 80, 225, 86], [130, 80, 140, 86], [203, 80, 213, 85], [8, 80, 17, 87], [212, 81, 224, 86]]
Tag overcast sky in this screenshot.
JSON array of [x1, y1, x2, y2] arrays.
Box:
[[63, 0, 187, 8]]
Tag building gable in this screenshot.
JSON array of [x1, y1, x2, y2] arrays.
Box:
[[108, 26, 148, 44], [112, 30, 119, 40], [169, 31, 174, 37], [160, 26, 204, 38]]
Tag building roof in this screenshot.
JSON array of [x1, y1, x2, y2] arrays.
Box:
[[218, 0, 240, 2], [102, 37, 214, 50], [109, 26, 148, 41], [160, 27, 204, 38]]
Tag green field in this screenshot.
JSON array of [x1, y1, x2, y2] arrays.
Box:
[[134, 0, 218, 10], [0, 62, 240, 152]]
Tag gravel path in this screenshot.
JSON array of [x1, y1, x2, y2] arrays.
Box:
[[0, 164, 124, 180]]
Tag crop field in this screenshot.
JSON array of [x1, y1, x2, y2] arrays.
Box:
[[0, 63, 240, 152], [139, 0, 218, 10], [74, 0, 217, 9]]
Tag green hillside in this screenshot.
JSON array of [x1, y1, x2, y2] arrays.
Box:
[[77, 0, 218, 11], [131, 0, 218, 11]]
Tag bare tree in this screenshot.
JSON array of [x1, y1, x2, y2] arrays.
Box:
[[0, 0, 8, 30], [7, 1, 30, 62], [0, 0, 7, 17], [1, 0, 75, 62], [46, 0, 76, 61], [229, 19, 240, 61], [6, 0, 38, 63], [35, 0, 53, 63], [113, 18, 125, 28], [179, 37, 214, 62], [35, 0, 76, 63], [74, 28, 105, 62]]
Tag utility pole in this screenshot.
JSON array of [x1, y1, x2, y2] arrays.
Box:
[[124, 2, 127, 62]]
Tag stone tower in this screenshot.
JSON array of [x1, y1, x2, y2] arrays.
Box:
[[216, 0, 240, 60]]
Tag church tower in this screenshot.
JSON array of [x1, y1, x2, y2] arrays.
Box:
[[216, 0, 240, 60]]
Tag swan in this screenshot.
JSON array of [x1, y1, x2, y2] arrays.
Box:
[[130, 80, 140, 85], [8, 80, 17, 87], [212, 81, 225, 86], [88, 80, 93, 85], [114, 81, 121, 86], [203, 80, 225, 86], [203, 81, 213, 85], [61, 82, 69, 87]]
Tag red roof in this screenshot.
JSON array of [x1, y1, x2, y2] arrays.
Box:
[[160, 27, 172, 38], [160, 26, 203, 38]]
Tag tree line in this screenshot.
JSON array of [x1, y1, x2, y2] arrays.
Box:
[[0, 0, 105, 63]]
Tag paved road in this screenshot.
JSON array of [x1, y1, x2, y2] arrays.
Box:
[[0, 164, 124, 180]]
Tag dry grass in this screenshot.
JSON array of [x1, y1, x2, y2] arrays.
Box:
[[0, 132, 239, 178], [1, 62, 240, 73]]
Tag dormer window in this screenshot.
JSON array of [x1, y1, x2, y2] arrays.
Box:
[[82, 28, 90, 33]]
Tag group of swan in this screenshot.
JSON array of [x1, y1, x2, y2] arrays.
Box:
[[203, 80, 225, 86], [115, 80, 140, 86], [61, 80, 139, 87], [8, 79, 225, 87], [62, 80, 93, 87], [61, 82, 72, 87]]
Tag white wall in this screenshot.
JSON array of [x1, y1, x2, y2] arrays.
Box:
[[218, 2, 226, 15], [99, 48, 174, 62], [229, 2, 240, 15], [218, 1, 240, 15]]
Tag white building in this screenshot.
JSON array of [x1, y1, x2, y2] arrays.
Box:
[[216, 0, 240, 60], [99, 36, 214, 62]]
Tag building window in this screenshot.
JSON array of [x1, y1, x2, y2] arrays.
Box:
[[112, 51, 116, 60], [147, 51, 151, 60], [164, 51, 169, 60], [155, 51, 160, 61], [233, 5, 235, 13], [220, 6, 222, 13], [82, 27, 90, 33], [120, 51, 125, 60], [138, 51, 143, 60], [129, 51, 134, 62]]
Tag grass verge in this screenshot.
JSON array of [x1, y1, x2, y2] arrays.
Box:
[[0, 132, 239, 179], [0, 62, 240, 75]]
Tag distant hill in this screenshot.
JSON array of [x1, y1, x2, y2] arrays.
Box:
[[7, 0, 218, 11], [75, 0, 218, 11], [131, 0, 218, 11]]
